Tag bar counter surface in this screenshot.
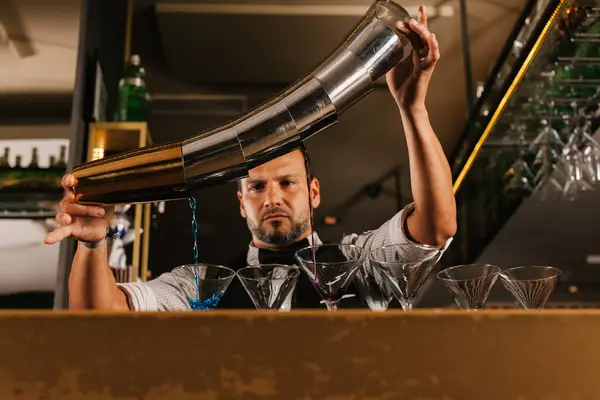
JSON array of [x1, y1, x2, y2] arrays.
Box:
[[0, 309, 597, 399]]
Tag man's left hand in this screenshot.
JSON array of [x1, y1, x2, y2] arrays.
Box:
[[385, 5, 440, 110]]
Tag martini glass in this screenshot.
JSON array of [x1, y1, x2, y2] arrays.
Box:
[[369, 244, 441, 311], [236, 264, 300, 310], [437, 264, 501, 310], [354, 259, 394, 311], [294, 244, 366, 311], [499, 266, 561, 309], [171, 264, 236, 310]]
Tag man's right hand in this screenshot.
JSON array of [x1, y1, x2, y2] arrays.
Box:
[[44, 174, 114, 245]]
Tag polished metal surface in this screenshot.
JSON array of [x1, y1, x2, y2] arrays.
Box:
[[73, 0, 413, 205], [72, 141, 188, 204]]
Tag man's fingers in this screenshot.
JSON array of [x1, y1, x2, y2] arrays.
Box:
[[44, 225, 73, 245], [62, 203, 105, 218], [59, 191, 76, 209], [396, 21, 425, 53], [59, 193, 104, 218], [55, 212, 72, 226], [418, 5, 427, 27], [427, 33, 440, 64], [408, 18, 431, 45], [61, 174, 76, 190]]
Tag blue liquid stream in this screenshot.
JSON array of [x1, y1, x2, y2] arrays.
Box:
[[188, 197, 225, 310], [189, 197, 199, 301]]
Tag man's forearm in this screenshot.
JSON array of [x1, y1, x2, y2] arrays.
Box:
[[399, 104, 457, 247], [69, 242, 130, 310]]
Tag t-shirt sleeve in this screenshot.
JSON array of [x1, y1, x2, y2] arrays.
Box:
[[117, 267, 196, 311], [341, 202, 453, 255]]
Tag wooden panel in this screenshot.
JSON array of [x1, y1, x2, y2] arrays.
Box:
[[0, 309, 599, 399], [86, 122, 148, 161]]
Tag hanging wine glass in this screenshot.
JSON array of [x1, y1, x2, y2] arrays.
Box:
[[530, 118, 565, 201], [557, 100, 584, 169], [561, 101, 594, 200], [504, 134, 535, 196], [562, 137, 594, 201], [562, 151, 592, 201], [530, 111, 564, 156], [581, 119, 600, 184]]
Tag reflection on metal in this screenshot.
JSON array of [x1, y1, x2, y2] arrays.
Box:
[[452, 0, 566, 194]]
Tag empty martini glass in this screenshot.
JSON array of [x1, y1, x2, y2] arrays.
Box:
[[236, 264, 300, 310], [437, 264, 501, 310], [171, 264, 236, 310], [294, 244, 366, 311], [354, 260, 394, 311], [369, 243, 441, 311], [499, 266, 561, 309]]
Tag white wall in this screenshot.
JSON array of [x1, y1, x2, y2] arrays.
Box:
[[0, 137, 69, 294]]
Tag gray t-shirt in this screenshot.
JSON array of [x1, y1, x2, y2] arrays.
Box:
[[118, 203, 451, 311]]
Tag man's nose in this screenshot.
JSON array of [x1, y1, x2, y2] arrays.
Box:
[[263, 184, 283, 207]]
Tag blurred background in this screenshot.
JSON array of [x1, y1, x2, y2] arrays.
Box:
[[0, 0, 598, 309]]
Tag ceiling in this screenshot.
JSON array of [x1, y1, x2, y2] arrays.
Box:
[[0, 0, 80, 94]]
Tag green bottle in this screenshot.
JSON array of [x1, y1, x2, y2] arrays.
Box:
[[0, 147, 9, 190], [115, 55, 151, 122], [10, 155, 25, 188], [48, 149, 65, 187], [0, 147, 9, 168], [56, 146, 67, 169]]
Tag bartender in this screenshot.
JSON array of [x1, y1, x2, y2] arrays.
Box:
[[44, 6, 457, 311]]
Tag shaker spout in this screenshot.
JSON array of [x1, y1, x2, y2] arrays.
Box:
[[72, 0, 413, 205], [72, 141, 189, 205]]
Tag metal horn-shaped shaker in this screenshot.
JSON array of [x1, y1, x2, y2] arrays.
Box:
[[72, 0, 413, 205]]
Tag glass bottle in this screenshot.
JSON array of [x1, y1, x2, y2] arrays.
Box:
[[115, 54, 151, 122]]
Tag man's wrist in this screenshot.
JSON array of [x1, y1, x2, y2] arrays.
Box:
[[398, 102, 429, 119], [78, 237, 107, 250], [393, 74, 432, 113]]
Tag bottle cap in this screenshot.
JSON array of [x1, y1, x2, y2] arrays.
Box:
[[130, 54, 141, 66]]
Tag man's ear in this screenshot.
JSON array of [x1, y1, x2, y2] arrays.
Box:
[[310, 178, 321, 209], [237, 190, 247, 219]]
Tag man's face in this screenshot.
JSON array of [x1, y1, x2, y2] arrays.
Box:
[[238, 150, 321, 247]]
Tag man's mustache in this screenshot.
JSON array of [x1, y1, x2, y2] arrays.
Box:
[[261, 208, 290, 221]]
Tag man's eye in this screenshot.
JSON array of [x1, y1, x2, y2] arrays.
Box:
[[281, 180, 293, 187], [250, 184, 264, 191]]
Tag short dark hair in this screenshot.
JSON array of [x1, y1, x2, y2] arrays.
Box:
[[237, 147, 314, 192]]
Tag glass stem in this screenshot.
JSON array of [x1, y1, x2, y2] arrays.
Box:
[[400, 300, 413, 311], [325, 301, 338, 311]]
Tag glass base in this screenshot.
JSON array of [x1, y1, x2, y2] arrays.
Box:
[[325, 301, 338, 311], [399, 300, 413, 311]]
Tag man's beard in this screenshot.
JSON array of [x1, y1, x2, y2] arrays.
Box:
[[248, 211, 310, 246]]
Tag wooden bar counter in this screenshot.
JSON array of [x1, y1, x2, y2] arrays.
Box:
[[0, 309, 597, 399]]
